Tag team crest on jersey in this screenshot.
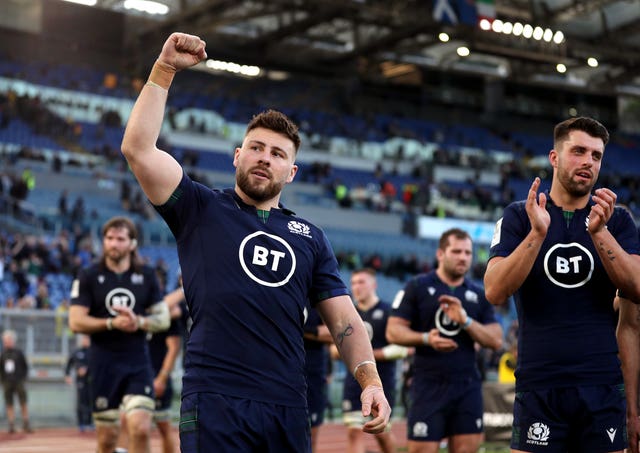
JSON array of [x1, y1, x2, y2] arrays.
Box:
[[465, 290, 478, 303], [239, 231, 296, 287], [543, 242, 594, 288], [287, 220, 312, 238], [105, 287, 136, 316], [372, 308, 384, 320], [435, 305, 462, 336]]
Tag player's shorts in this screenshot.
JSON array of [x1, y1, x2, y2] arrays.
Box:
[[180, 392, 311, 453], [407, 376, 483, 441], [511, 384, 627, 453], [90, 358, 154, 412], [306, 370, 327, 428], [2, 381, 27, 405]]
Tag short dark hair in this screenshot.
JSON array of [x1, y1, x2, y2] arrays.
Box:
[[553, 117, 609, 148], [439, 228, 471, 250], [246, 109, 301, 153], [352, 267, 377, 278]]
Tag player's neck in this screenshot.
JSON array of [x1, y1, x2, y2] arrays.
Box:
[[549, 186, 590, 212], [105, 257, 131, 274], [436, 268, 463, 288], [356, 295, 379, 311], [234, 185, 280, 211]]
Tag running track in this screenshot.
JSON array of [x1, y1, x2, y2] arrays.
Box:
[[0, 421, 409, 452]]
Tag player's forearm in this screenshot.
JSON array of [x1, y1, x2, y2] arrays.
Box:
[[332, 318, 381, 387], [590, 229, 640, 301], [484, 230, 545, 304], [121, 86, 167, 159], [617, 299, 640, 417], [138, 301, 171, 333], [69, 310, 111, 334], [163, 287, 185, 309], [465, 322, 503, 351], [618, 328, 640, 417], [385, 317, 426, 347], [158, 336, 181, 379]]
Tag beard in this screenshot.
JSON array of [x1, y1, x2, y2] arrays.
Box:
[[236, 166, 285, 203], [105, 248, 127, 264], [558, 168, 594, 197]]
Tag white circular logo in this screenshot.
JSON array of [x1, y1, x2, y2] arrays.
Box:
[[238, 231, 296, 287], [434, 306, 462, 336], [105, 287, 136, 316], [544, 242, 594, 288]]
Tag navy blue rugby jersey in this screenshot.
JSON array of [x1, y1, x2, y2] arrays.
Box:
[[489, 194, 640, 391], [343, 301, 397, 402], [70, 264, 163, 357], [155, 172, 349, 407], [391, 270, 498, 381]]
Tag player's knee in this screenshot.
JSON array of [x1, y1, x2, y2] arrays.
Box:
[[122, 394, 155, 414], [93, 409, 120, 427]]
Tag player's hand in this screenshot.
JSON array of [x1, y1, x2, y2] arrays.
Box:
[[526, 177, 550, 237], [360, 385, 391, 434], [627, 415, 640, 453], [112, 305, 138, 332], [426, 329, 458, 352], [158, 32, 207, 73], [439, 294, 466, 325], [587, 187, 616, 234], [154, 376, 167, 398]]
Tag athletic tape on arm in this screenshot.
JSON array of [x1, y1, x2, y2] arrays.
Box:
[[144, 301, 171, 333]]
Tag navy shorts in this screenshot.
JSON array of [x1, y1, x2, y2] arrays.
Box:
[[90, 359, 154, 411], [511, 384, 627, 453], [306, 371, 327, 428], [407, 376, 483, 441], [180, 392, 311, 453]]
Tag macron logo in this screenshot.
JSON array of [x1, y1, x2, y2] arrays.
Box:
[[606, 428, 616, 443]]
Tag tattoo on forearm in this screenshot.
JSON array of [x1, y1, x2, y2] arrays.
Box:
[[336, 323, 353, 347], [597, 242, 616, 261]]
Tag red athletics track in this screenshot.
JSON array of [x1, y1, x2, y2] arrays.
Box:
[[0, 421, 409, 453]]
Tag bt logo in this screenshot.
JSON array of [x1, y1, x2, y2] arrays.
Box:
[[543, 242, 594, 288], [239, 232, 296, 287]]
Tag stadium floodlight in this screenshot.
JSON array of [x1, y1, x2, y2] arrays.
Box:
[[556, 63, 567, 73], [587, 57, 598, 68], [457, 46, 470, 57], [62, 0, 97, 5], [123, 0, 170, 15]]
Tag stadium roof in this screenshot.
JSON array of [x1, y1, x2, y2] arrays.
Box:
[[87, 1, 640, 96]]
